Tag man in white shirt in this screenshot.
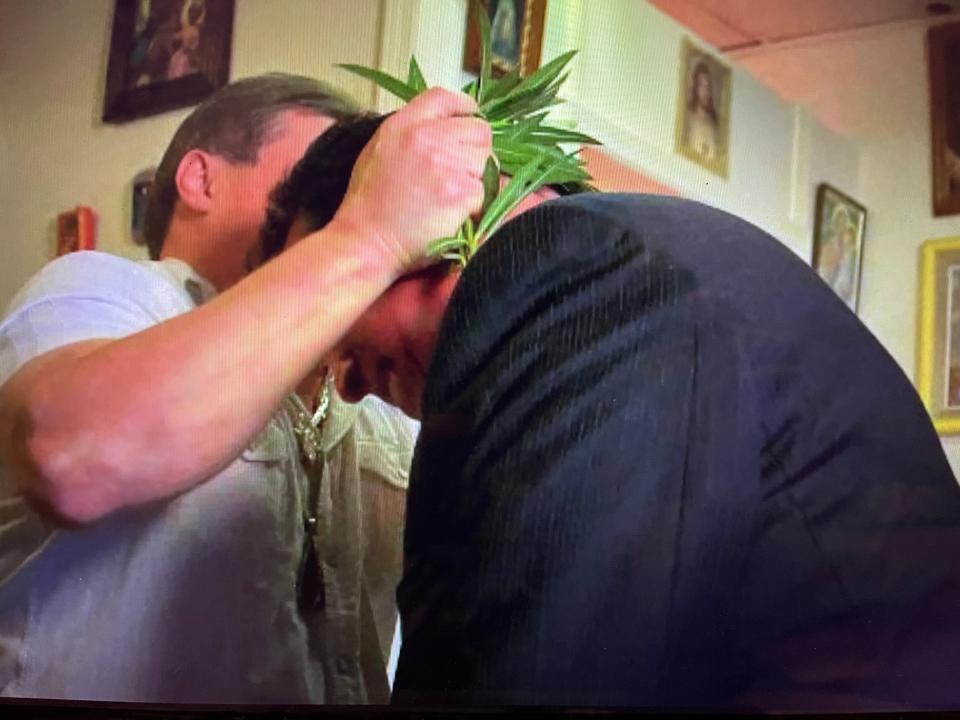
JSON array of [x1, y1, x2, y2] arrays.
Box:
[[0, 74, 491, 703]]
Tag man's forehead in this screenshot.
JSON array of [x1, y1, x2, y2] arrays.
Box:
[[260, 109, 336, 153]]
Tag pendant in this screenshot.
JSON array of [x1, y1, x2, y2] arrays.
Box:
[[288, 380, 331, 466]]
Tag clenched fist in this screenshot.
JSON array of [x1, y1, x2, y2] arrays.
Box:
[[334, 88, 491, 275]]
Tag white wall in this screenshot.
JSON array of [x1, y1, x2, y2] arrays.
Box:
[[736, 22, 960, 472], [846, 27, 960, 469], [403, 0, 858, 262], [0, 0, 384, 310]]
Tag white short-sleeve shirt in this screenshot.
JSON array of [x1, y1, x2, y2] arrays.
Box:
[[0, 252, 416, 704]]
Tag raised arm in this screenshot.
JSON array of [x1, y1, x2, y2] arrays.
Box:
[[0, 88, 489, 526]]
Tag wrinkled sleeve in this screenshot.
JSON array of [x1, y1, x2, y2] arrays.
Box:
[[0, 253, 178, 386], [0, 253, 186, 587]]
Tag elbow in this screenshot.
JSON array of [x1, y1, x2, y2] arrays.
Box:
[[9, 407, 112, 528], [28, 487, 106, 531]]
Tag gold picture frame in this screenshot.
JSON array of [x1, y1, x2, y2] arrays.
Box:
[[917, 236, 960, 434], [675, 37, 732, 178], [462, 0, 547, 78]]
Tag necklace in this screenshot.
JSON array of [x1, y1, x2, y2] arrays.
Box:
[[291, 378, 331, 612], [289, 379, 331, 466]]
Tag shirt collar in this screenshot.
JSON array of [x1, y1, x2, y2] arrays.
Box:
[[158, 258, 219, 306]]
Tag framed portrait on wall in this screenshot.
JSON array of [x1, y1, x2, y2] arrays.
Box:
[[917, 236, 960, 434], [103, 0, 234, 124], [811, 184, 867, 312], [463, 0, 547, 78], [929, 22, 960, 216], [675, 37, 732, 178]]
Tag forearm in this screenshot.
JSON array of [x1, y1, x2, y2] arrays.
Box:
[[1, 218, 396, 524]]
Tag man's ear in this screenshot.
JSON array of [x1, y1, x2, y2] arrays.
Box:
[[174, 149, 217, 213]]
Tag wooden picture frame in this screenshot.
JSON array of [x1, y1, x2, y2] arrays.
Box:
[[103, 0, 234, 124], [811, 183, 867, 312], [917, 236, 960, 434], [463, 0, 547, 78], [674, 37, 732, 179], [929, 22, 960, 216]]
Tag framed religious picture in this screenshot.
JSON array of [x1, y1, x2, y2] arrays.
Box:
[[56, 206, 98, 257], [929, 22, 960, 216], [674, 37, 732, 178], [917, 236, 960, 434], [103, 0, 234, 124], [463, 0, 547, 78], [811, 184, 867, 312]]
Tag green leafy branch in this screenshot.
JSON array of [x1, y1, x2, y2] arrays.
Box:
[[339, 2, 599, 267]]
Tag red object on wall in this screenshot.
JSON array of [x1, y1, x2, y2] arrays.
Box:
[[56, 206, 98, 256]]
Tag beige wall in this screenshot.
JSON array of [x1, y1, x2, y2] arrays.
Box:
[[0, 0, 384, 309]]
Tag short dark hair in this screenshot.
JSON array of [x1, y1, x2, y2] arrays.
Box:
[[143, 73, 361, 260], [257, 114, 387, 267], [256, 113, 588, 267]]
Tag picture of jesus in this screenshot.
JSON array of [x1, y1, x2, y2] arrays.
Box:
[[675, 38, 731, 178]]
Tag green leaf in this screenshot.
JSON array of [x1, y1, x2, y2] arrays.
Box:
[[480, 50, 577, 117], [462, 78, 479, 100], [482, 156, 501, 216], [477, 2, 493, 100], [337, 64, 419, 102], [480, 68, 521, 105], [520, 118, 600, 145], [463, 216, 478, 257], [538, 164, 592, 185], [495, 153, 589, 187], [493, 135, 566, 160], [427, 236, 469, 256], [407, 57, 427, 93], [484, 69, 573, 124], [479, 152, 575, 239], [496, 116, 599, 149], [484, 89, 565, 123], [486, 51, 575, 111], [476, 152, 546, 237], [498, 112, 549, 142], [343, 27, 597, 270]]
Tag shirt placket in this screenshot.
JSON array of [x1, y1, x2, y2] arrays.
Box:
[[312, 438, 365, 703]]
